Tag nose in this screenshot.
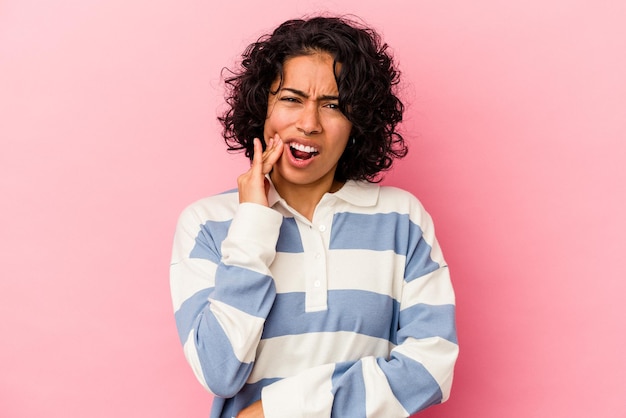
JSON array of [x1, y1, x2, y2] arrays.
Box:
[[296, 103, 322, 136]]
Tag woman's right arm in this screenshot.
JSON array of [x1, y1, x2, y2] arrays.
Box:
[[169, 135, 284, 397]]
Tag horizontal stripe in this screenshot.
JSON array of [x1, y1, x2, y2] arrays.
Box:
[[398, 303, 457, 345], [260, 363, 335, 417], [376, 351, 442, 412], [393, 337, 459, 402], [250, 332, 391, 383], [331, 360, 366, 418], [267, 252, 306, 294], [330, 212, 414, 252], [401, 266, 454, 306], [212, 263, 276, 318], [269, 250, 406, 297], [189, 219, 231, 263], [326, 250, 405, 295], [174, 287, 212, 344], [170, 258, 216, 311], [261, 290, 398, 341]]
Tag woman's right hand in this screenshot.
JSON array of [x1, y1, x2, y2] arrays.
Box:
[[237, 134, 283, 206]]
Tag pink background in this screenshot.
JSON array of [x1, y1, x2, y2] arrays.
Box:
[[2, 0, 625, 417]]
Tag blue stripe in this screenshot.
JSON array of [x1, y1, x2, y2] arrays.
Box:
[[193, 309, 254, 398], [329, 212, 439, 281], [331, 361, 366, 418], [330, 212, 410, 252], [376, 352, 442, 413], [262, 290, 399, 341], [174, 287, 212, 344], [276, 217, 304, 253], [189, 219, 231, 263], [213, 264, 276, 318], [398, 303, 457, 344], [404, 246, 440, 283]]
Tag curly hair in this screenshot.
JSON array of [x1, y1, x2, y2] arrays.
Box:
[[219, 15, 407, 182]]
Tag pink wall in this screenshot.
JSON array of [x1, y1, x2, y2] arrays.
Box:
[[1, 0, 625, 417]]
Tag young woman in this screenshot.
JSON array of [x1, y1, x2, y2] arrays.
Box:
[[170, 16, 458, 418]]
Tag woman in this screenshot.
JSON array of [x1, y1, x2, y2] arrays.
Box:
[[170, 16, 458, 418]]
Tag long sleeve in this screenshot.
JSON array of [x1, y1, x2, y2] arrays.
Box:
[[170, 200, 283, 398], [261, 188, 458, 418]]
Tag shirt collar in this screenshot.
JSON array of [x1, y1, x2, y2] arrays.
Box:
[[267, 177, 380, 208]]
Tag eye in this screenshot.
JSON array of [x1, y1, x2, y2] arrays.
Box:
[[280, 96, 300, 103], [324, 103, 340, 110]]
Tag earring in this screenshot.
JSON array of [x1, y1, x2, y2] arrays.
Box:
[[350, 137, 356, 146]]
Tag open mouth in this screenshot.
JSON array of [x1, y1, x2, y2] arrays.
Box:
[[289, 142, 319, 161]]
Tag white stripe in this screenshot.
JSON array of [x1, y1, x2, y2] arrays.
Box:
[[271, 250, 405, 297], [270, 252, 305, 293], [209, 299, 264, 363], [170, 259, 216, 311], [361, 356, 410, 418], [328, 250, 405, 296], [392, 337, 459, 401], [182, 329, 211, 393], [401, 266, 455, 308], [262, 363, 334, 418], [249, 332, 392, 383]]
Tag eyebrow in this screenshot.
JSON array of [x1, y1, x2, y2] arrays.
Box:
[[281, 87, 339, 101]]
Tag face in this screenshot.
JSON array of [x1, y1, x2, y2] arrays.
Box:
[[264, 52, 352, 193]]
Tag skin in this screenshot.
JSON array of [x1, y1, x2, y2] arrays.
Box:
[[237, 52, 353, 221]]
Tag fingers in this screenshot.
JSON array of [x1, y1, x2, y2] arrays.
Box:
[[250, 137, 264, 175], [238, 134, 283, 206], [256, 134, 283, 175]]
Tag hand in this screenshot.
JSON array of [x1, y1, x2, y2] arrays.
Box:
[[236, 399, 264, 418], [237, 134, 283, 206]]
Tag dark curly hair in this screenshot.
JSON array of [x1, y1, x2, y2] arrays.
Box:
[[219, 15, 407, 182]]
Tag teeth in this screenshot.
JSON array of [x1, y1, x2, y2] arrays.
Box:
[[290, 143, 318, 154]]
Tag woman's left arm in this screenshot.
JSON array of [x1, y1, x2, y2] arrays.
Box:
[[260, 207, 458, 417]]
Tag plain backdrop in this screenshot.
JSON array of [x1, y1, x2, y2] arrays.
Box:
[[1, 0, 625, 417]]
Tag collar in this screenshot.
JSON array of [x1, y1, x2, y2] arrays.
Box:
[[267, 177, 380, 208]]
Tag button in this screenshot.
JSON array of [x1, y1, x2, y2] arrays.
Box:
[[314, 280, 321, 287], [318, 225, 326, 232], [315, 252, 321, 259]]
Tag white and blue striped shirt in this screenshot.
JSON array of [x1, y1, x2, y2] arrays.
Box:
[[170, 180, 458, 418]]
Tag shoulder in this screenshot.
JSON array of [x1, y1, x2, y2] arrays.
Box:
[[177, 188, 240, 226], [376, 185, 427, 212]]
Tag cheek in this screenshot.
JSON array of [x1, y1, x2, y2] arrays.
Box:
[[264, 108, 290, 133]]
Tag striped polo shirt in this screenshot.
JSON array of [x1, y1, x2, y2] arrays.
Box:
[[170, 180, 458, 418]]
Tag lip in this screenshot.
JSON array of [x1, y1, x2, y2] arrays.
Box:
[[283, 139, 319, 168]]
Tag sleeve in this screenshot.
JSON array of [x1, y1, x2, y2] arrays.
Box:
[[170, 201, 284, 398], [261, 202, 458, 418]]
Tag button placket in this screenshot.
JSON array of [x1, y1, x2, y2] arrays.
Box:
[[299, 210, 333, 312]]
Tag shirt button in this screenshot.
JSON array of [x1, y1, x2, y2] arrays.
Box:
[[314, 280, 321, 287], [318, 225, 326, 232], [315, 253, 321, 259]]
